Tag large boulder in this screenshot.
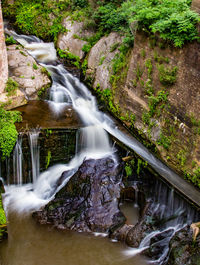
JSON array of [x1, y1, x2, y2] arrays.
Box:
[[33, 157, 126, 233], [0, 44, 51, 109], [57, 18, 94, 59], [87, 32, 123, 90]]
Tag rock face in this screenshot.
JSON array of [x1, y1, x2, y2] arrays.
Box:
[[57, 18, 94, 59], [0, 4, 8, 93], [86, 26, 200, 179], [33, 158, 126, 233], [87, 32, 123, 90], [0, 44, 51, 109]]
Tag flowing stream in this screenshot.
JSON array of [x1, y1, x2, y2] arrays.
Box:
[[1, 28, 199, 265]]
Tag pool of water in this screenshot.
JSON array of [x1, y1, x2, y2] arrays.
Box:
[[0, 213, 148, 265]]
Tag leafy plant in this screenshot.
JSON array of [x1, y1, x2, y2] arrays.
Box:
[[121, 0, 200, 47], [5, 78, 19, 97], [58, 49, 81, 68], [5, 36, 17, 45]]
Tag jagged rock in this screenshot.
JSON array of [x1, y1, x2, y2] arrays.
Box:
[[33, 157, 126, 233], [87, 32, 123, 90], [57, 18, 94, 59]]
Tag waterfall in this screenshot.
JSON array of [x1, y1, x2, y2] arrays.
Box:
[[3, 28, 200, 265], [28, 129, 40, 184], [13, 134, 23, 185]]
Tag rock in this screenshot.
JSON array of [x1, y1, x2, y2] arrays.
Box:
[[87, 32, 123, 90], [168, 225, 200, 265], [0, 44, 51, 109], [0, 89, 27, 109], [7, 45, 51, 99], [57, 18, 94, 59], [0, 6, 8, 93], [33, 157, 126, 233], [125, 202, 155, 248]]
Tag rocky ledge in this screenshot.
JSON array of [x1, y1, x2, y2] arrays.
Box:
[[0, 44, 51, 109]]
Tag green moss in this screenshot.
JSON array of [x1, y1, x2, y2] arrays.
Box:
[[157, 132, 171, 150], [99, 55, 106, 65], [45, 150, 51, 169], [33, 63, 38, 70]]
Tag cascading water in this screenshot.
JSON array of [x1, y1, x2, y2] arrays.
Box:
[[13, 134, 23, 185], [28, 129, 40, 184], [3, 27, 199, 265]]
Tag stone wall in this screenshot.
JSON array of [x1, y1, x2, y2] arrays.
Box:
[[1, 129, 77, 184], [0, 2, 8, 93]]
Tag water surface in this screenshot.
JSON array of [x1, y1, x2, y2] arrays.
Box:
[[0, 213, 148, 265]]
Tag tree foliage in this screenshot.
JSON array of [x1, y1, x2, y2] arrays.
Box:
[[121, 0, 200, 47]]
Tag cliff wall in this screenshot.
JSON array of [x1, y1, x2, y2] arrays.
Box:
[[0, 3, 8, 93]]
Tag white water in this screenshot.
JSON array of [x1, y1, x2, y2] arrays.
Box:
[[28, 129, 40, 183], [3, 29, 198, 265], [13, 134, 23, 185]]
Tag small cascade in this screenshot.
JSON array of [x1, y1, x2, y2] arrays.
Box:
[[76, 125, 113, 159], [133, 182, 139, 207], [124, 179, 199, 264], [13, 134, 23, 185], [28, 129, 40, 184]]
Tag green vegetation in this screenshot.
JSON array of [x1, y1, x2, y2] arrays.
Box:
[[58, 49, 81, 68], [5, 78, 19, 97], [2, 0, 67, 42], [0, 107, 22, 160], [0, 194, 6, 240], [45, 150, 51, 169], [184, 167, 200, 188], [110, 34, 134, 88], [3, 0, 198, 47], [157, 64, 178, 86], [99, 55, 106, 65], [5, 36, 16, 45], [33, 63, 38, 70], [121, 0, 200, 47]]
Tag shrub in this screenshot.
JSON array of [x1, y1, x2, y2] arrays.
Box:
[[0, 108, 22, 160], [121, 0, 200, 47]]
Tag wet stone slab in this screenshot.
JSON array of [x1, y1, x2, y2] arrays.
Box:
[[13, 100, 83, 131]]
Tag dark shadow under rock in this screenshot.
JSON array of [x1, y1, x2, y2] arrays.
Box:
[[33, 157, 126, 233]]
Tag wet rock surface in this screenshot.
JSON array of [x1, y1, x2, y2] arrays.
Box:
[[168, 225, 200, 265], [13, 100, 83, 131], [33, 157, 126, 233]]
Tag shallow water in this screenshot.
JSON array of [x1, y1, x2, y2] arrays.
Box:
[[0, 213, 148, 265]]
